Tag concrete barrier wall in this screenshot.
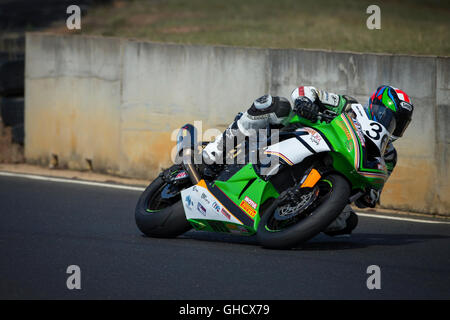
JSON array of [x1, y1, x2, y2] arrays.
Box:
[[25, 33, 449, 215]]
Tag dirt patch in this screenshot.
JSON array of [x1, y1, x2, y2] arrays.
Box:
[[0, 122, 24, 163]]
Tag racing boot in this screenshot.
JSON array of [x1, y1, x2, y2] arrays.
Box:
[[324, 205, 358, 237], [202, 113, 246, 165]]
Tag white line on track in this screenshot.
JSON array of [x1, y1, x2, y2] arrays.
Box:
[[356, 212, 450, 225], [0, 171, 146, 192], [1, 170, 449, 225]]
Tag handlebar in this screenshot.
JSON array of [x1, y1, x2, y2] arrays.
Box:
[[316, 112, 335, 122]]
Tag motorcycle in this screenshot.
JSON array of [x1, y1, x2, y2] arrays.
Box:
[[135, 103, 390, 249]]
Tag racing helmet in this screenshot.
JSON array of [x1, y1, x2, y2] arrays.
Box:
[[367, 85, 414, 139]]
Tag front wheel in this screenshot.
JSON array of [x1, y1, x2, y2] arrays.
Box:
[[257, 174, 350, 249], [135, 175, 192, 238]]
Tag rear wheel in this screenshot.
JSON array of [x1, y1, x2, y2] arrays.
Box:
[[257, 174, 350, 249], [135, 170, 192, 238]]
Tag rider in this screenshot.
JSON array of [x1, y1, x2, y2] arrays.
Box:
[[202, 85, 414, 236]]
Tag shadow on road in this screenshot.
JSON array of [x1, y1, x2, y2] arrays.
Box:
[[295, 233, 450, 251], [177, 231, 450, 251]]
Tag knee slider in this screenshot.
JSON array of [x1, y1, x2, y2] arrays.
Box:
[[247, 95, 292, 119]]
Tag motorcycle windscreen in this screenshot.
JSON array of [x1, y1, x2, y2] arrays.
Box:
[[350, 104, 390, 155]]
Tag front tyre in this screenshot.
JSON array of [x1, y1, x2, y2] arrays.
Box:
[[257, 174, 350, 249], [135, 176, 191, 238]]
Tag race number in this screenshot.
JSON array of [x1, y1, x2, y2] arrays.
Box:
[[365, 122, 383, 140]]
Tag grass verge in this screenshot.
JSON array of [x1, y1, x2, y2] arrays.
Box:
[[47, 0, 450, 56]]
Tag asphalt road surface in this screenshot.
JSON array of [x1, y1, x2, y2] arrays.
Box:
[[1, 174, 449, 299]]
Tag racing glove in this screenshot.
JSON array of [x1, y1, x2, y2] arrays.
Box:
[[294, 97, 320, 122]]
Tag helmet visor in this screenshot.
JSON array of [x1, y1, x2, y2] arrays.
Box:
[[369, 103, 396, 134], [392, 102, 413, 138]]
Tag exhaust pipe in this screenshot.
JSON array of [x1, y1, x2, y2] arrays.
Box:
[[182, 148, 201, 185], [176, 123, 201, 185]]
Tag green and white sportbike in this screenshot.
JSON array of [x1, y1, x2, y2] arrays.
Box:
[[135, 103, 390, 249]]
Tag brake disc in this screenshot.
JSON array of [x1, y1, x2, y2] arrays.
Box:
[[274, 187, 320, 221]]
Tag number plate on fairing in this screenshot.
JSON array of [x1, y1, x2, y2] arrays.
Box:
[[351, 104, 390, 154]]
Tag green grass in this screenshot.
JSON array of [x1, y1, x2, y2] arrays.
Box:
[[51, 0, 450, 56]]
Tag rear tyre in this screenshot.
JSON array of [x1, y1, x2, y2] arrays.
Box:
[[135, 176, 191, 238], [257, 174, 351, 249]]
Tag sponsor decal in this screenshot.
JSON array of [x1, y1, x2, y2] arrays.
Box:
[[240, 201, 256, 218], [201, 193, 211, 204], [352, 119, 366, 146], [244, 196, 258, 209], [337, 118, 353, 150], [319, 90, 329, 101], [400, 101, 412, 111], [212, 201, 221, 212], [338, 119, 352, 140], [221, 208, 231, 220], [174, 171, 188, 180], [345, 139, 354, 152], [319, 90, 339, 106], [248, 113, 270, 120], [310, 133, 321, 145], [185, 195, 194, 209], [303, 127, 318, 136], [197, 202, 206, 216], [310, 132, 322, 145], [303, 127, 322, 145], [240, 196, 258, 219]]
